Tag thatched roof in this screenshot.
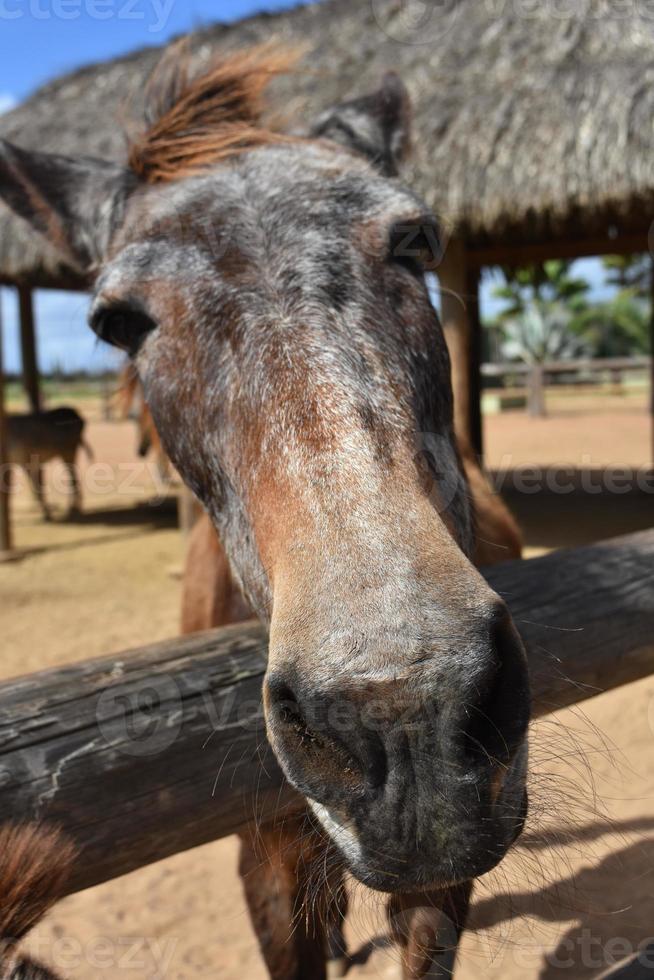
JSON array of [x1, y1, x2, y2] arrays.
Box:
[[2, 0, 654, 287]]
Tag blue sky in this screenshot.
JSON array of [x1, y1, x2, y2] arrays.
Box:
[[0, 0, 613, 373], [0, 0, 303, 101]]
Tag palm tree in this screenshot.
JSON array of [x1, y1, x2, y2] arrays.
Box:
[[492, 260, 589, 317], [490, 261, 591, 416], [570, 293, 650, 357], [602, 254, 651, 299]]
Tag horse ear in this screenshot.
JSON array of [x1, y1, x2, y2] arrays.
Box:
[[0, 139, 135, 273], [310, 72, 411, 176]]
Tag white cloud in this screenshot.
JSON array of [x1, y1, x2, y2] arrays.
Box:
[[0, 93, 17, 116]]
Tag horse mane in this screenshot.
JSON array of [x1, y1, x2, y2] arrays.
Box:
[[128, 41, 299, 183], [0, 824, 76, 947], [113, 361, 140, 418]]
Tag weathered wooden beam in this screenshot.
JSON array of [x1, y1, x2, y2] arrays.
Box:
[[481, 356, 651, 377], [0, 292, 11, 554], [0, 273, 87, 292], [649, 255, 654, 469], [466, 229, 652, 269], [18, 286, 40, 413], [0, 530, 652, 896], [440, 238, 475, 452], [464, 261, 483, 458]]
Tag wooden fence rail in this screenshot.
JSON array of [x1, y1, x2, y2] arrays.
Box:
[[481, 355, 652, 418], [0, 529, 653, 897], [480, 355, 651, 377]]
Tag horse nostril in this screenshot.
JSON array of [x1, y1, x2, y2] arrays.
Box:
[[462, 608, 530, 765], [267, 679, 325, 751], [264, 675, 381, 797]]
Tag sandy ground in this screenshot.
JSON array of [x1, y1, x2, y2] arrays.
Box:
[[2, 393, 653, 979], [485, 400, 650, 470]]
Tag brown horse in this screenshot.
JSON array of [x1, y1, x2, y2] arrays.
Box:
[[0, 45, 530, 978], [179, 450, 521, 975]]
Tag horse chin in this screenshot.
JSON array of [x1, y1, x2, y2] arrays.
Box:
[[308, 747, 529, 894]]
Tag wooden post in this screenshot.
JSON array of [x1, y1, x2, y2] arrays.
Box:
[[18, 285, 40, 413], [100, 374, 111, 421], [439, 238, 482, 457], [465, 263, 484, 457], [527, 363, 546, 417], [649, 255, 654, 468], [0, 291, 11, 555]]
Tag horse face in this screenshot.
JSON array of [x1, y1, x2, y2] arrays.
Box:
[[0, 58, 529, 892]]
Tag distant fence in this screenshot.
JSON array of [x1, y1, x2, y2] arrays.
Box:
[[481, 356, 651, 415]]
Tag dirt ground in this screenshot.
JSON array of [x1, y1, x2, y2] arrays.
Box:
[[2, 392, 653, 979]]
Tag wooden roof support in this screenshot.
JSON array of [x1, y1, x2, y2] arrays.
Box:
[[466, 229, 653, 270], [465, 261, 483, 457], [439, 238, 483, 458], [0, 293, 12, 555], [649, 256, 654, 470], [18, 285, 40, 413]]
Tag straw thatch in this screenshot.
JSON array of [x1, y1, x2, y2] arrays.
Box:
[[2, 0, 654, 286]]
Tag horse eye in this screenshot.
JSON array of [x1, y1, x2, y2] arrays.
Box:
[[388, 217, 443, 275], [92, 308, 157, 355], [390, 251, 424, 277]]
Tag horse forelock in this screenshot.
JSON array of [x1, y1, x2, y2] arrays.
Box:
[[127, 41, 301, 184]]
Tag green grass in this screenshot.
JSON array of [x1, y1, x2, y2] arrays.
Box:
[[5, 376, 116, 409]]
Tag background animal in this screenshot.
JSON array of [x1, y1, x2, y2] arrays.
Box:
[[6, 407, 92, 521]]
